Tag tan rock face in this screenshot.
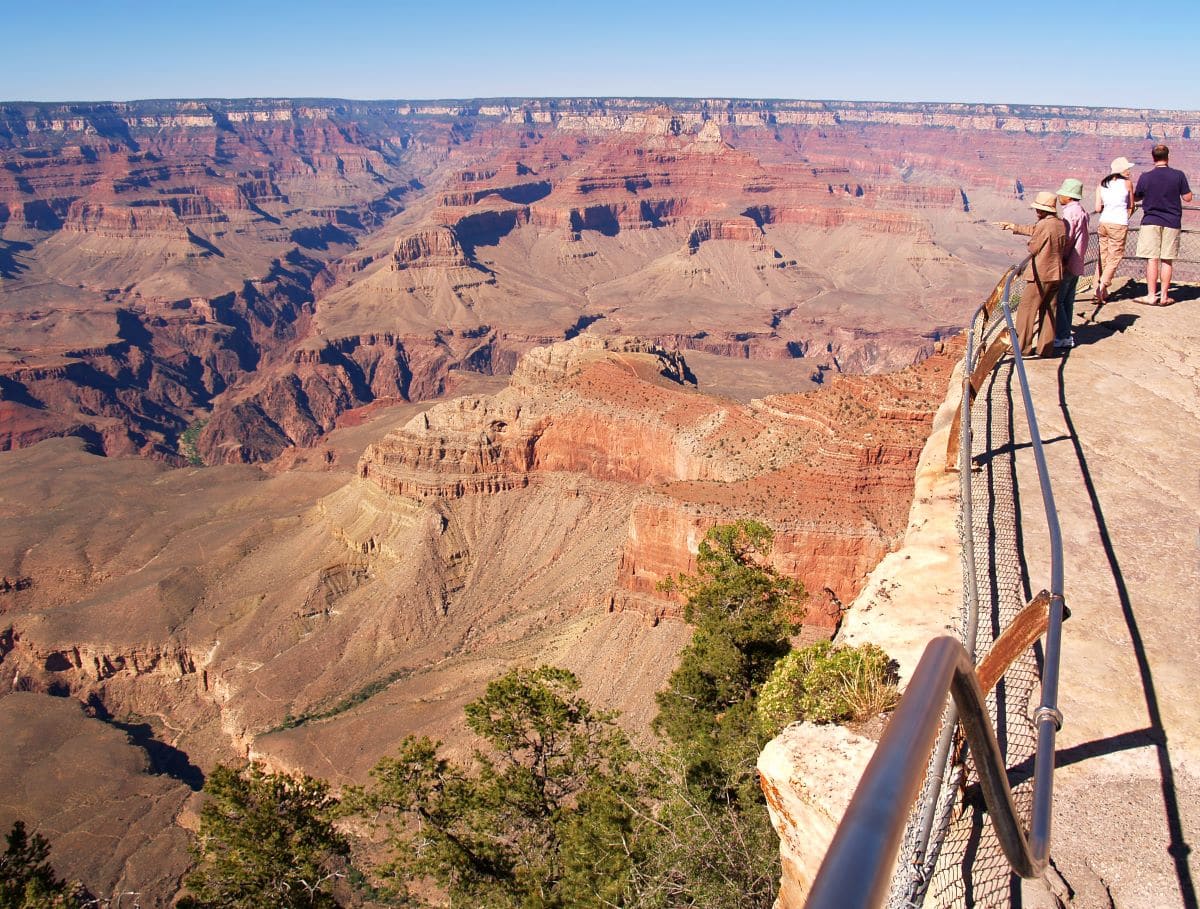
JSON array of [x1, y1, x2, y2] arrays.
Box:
[[758, 722, 877, 909]]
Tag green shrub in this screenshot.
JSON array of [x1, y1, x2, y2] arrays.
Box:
[[756, 640, 899, 735], [179, 418, 209, 467]]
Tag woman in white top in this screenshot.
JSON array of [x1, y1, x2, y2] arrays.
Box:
[[1093, 156, 1136, 303]]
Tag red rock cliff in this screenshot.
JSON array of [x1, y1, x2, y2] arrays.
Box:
[[356, 335, 959, 630]]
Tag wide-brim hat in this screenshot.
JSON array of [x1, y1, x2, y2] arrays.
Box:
[[1056, 178, 1084, 200], [1110, 156, 1136, 175], [1030, 191, 1058, 213]]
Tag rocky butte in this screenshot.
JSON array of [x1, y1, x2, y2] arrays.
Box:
[[1, 96, 1198, 902]]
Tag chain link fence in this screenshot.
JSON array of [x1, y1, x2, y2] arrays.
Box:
[[887, 282, 1045, 908], [1082, 209, 1200, 291]]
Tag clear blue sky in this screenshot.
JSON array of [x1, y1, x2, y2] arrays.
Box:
[[2, 0, 1197, 109]]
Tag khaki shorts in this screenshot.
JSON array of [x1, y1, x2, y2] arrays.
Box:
[[1135, 224, 1181, 260]]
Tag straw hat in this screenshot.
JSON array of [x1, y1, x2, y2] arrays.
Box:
[[1110, 156, 1136, 175], [1030, 191, 1058, 213]]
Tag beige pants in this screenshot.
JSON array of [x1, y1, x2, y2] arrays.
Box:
[[1018, 279, 1060, 357], [1095, 222, 1128, 290]]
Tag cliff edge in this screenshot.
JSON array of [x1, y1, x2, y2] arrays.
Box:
[[760, 287, 1200, 908]]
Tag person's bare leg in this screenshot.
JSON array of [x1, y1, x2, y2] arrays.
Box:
[[1160, 261, 1174, 302], [1145, 258, 1160, 301]]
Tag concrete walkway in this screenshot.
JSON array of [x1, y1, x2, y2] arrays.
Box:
[[1011, 292, 1200, 908]]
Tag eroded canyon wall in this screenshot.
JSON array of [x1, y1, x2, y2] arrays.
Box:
[[6, 97, 1192, 464]]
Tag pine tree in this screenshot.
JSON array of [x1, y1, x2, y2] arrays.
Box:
[[351, 666, 653, 908]]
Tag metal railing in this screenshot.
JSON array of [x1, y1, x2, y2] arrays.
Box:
[[806, 258, 1067, 909]]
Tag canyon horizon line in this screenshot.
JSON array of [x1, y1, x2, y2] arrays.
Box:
[[7, 94, 1198, 112]]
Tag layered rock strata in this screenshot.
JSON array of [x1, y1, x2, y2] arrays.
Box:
[[757, 353, 965, 906], [356, 334, 959, 628], [13, 94, 1151, 463], [0, 332, 956, 899]]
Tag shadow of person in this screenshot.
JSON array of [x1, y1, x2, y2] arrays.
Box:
[[1113, 280, 1200, 305], [1073, 312, 1139, 347]]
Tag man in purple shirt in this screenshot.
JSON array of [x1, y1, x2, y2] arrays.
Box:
[[1135, 144, 1193, 305], [1054, 178, 1089, 348]]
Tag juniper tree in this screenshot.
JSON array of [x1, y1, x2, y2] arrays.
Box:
[[635, 520, 806, 909], [653, 519, 804, 796], [351, 666, 653, 908], [180, 764, 350, 909]]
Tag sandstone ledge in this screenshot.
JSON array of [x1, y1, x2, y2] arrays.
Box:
[[758, 722, 876, 909], [833, 357, 964, 680], [758, 357, 965, 905]]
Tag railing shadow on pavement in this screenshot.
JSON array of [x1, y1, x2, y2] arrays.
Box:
[[1052, 355, 1198, 909]]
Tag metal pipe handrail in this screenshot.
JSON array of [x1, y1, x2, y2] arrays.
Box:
[[999, 285, 1066, 865], [807, 256, 1067, 908], [806, 638, 1051, 909]]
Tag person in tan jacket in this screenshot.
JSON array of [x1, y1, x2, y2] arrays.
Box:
[[997, 192, 1069, 358]]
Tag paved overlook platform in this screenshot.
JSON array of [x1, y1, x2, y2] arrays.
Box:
[[1009, 286, 1200, 908]]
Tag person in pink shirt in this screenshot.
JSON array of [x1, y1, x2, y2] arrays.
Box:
[[1053, 178, 1089, 349]]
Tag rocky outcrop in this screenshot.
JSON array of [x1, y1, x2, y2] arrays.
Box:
[[2, 633, 207, 694], [62, 201, 192, 240], [197, 329, 506, 464], [758, 723, 876, 909], [354, 335, 958, 630], [358, 337, 709, 497], [392, 226, 471, 269], [686, 216, 767, 251]]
